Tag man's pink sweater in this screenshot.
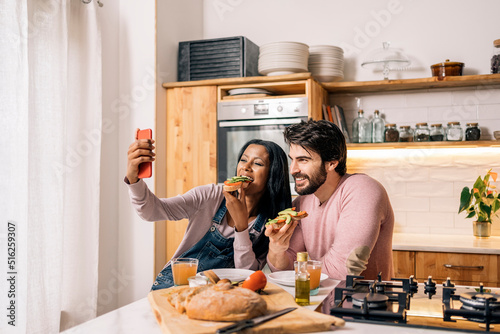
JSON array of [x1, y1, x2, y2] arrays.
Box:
[[269, 173, 394, 281]]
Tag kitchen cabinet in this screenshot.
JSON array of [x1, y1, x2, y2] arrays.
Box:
[[393, 250, 416, 278], [153, 85, 218, 274], [393, 250, 500, 287]]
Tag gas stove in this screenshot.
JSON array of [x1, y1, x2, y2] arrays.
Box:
[[321, 274, 500, 332]]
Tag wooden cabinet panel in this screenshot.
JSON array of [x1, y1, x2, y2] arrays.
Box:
[[393, 250, 415, 278], [415, 252, 499, 286], [154, 85, 218, 273]]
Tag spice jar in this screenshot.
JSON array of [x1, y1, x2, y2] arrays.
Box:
[[384, 124, 399, 142], [430, 124, 445, 141], [492, 39, 500, 74], [414, 123, 430, 142], [446, 122, 463, 141], [399, 126, 414, 142], [465, 123, 481, 141]]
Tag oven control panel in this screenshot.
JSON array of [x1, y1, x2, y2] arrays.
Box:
[[217, 97, 308, 121]]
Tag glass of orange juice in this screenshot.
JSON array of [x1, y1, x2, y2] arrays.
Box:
[[307, 260, 322, 295], [172, 258, 198, 286]]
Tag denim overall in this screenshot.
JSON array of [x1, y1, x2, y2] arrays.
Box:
[[151, 199, 268, 290]]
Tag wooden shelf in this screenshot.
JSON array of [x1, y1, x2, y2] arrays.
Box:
[[162, 73, 311, 88], [322, 74, 500, 94], [163, 73, 500, 94], [347, 140, 500, 150]]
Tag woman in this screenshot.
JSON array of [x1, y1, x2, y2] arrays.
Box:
[[125, 134, 292, 289]]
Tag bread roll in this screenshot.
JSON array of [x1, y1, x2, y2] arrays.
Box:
[[186, 281, 267, 321], [162, 285, 209, 314]]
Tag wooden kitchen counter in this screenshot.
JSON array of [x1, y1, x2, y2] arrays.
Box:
[[393, 233, 500, 254]]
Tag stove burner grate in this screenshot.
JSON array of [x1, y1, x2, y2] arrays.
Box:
[[443, 285, 500, 331], [351, 292, 389, 309], [460, 292, 500, 310], [330, 274, 408, 324]]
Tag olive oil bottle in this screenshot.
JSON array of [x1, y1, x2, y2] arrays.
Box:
[[295, 252, 310, 306]]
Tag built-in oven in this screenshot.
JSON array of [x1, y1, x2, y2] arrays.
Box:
[[217, 97, 308, 191]]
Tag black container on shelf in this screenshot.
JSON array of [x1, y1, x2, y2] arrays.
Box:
[[430, 124, 445, 141], [178, 36, 260, 81], [465, 123, 481, 141]]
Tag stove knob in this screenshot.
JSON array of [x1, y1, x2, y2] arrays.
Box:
[[443, 277, 455, 288], [277, 105, 283, 112], [424, 276, 437, 298], [425, 276, 436, 287]]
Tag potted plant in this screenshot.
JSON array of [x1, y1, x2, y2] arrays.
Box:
[[459, 169, 500, 237]]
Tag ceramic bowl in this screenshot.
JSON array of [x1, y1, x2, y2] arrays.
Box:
[[431, 59, 464, 79]]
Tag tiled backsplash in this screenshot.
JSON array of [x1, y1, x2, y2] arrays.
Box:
[[330, 86, 500, 236], [333, 86, 500, 140]]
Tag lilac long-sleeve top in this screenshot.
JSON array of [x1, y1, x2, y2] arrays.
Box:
[[126, 179, 266, 271], [268, 173, 395, 280]]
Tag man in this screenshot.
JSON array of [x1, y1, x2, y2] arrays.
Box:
[[265, 119, 394, 280]]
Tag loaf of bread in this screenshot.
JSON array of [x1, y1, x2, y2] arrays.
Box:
[[163, 280, 267, 322], [186, 281, 267, 321]]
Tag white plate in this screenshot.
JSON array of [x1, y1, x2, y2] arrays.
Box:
[[197, 268, 254, 283], [268, 270, 328, 287], [227, 88, 271, 96]]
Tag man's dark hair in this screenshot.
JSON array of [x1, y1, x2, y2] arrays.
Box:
[[283, 119, 347, 176]]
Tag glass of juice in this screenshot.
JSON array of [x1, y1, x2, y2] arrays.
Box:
[[172, 258, 198, 286], [307, 260, 322, 295]]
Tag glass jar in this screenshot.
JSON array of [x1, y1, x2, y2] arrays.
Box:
[[352, 109, 371, 143], [384, 123, 399, 142], [492, 39, 500, 74], [371, 110, 385, 143], [399, 126, 414, 142], [465, 123, 481, 141], [446, 122, 463, 141], [430, 124, 445, 141], [414, 123, 430, 142]]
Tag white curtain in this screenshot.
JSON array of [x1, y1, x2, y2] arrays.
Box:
[[1, 1, 101, 333]]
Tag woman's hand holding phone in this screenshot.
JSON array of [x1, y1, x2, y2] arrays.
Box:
[[126, 128, 155, 184]]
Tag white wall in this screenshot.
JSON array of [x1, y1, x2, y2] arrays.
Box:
[[98, 0, 157, 315], [202, 0, 499, 81]]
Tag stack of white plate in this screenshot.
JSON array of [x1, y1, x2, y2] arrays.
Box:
[[258, 41, 309, 76], [308, 45, 344, 82]]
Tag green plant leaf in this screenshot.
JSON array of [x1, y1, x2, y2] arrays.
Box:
[[473, 176, 484, 192], [480, 202, 492, 221], [493, 198, 500, 214], [466, 211, 476, 219], [459, 187, 472, 213]]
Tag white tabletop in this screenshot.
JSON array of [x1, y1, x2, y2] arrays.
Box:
[[63, 277, 460, 334]]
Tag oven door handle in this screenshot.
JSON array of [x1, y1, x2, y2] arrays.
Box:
[[443, 264, 484, 270], [218, 118, 304, 127]]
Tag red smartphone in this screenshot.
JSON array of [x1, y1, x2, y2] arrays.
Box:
[[137, 128, 153, 179]]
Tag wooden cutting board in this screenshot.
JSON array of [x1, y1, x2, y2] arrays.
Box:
[[148, 282, 345, 334]]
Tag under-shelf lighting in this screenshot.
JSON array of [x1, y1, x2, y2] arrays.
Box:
[[348, 147, 500, 160]]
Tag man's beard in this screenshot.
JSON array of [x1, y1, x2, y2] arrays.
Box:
[[294, 165, 327, 195]]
